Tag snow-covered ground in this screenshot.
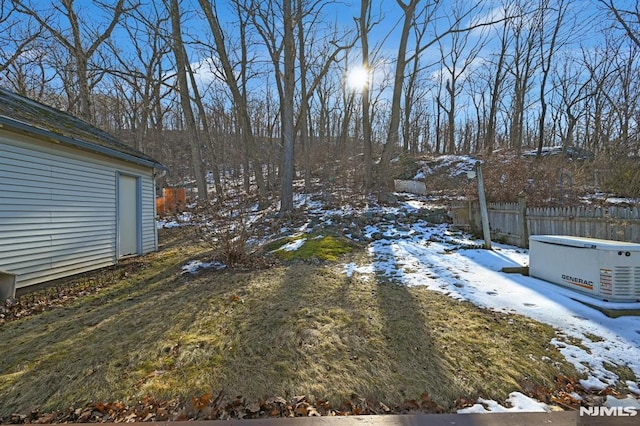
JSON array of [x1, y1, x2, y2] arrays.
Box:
[[157, 212, 193, 229], [343, 219, 640, 392], [181, 259, 226, 274], [161, 187, 640, 413], [333, 194, 640, 412]]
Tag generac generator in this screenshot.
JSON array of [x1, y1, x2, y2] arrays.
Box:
[[529, 235, 640, 302]]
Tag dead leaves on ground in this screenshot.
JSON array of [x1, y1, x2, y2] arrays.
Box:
[[520, 374, 625, 411], [0, 261, 148, 325], [0, 392, 446, 424], [0, 378, 633, 424]]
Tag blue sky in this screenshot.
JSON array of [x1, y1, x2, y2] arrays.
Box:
[[6, 0, 637, 127]]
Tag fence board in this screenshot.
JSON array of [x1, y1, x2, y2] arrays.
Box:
[[451, 201, 640, 248]]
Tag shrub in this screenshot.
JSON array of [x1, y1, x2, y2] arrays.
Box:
[[193, 200, 254, 268], [462, 154, 592, 206], [599, 157, 640, 199]]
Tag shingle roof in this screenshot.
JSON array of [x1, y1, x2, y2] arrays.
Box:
[[0, 87, 165, 170]]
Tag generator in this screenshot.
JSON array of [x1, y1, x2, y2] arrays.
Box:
[[529, 235, 640, 302]]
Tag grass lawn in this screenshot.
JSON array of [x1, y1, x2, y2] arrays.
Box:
[[0, 227, 579, 418]]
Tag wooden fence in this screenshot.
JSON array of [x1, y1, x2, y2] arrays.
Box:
[[451, 195, 640, 248]]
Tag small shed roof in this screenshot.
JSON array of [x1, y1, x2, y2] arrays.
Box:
[[0, 87, 165, 170]]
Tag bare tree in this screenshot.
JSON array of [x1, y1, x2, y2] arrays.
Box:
[[236, 0, 252, 194], [168, 0, 208, 201], [295, 1, 354, 192], [242, 0, 295, 211], [599, 0, 640, 48], [196, 0, 268, 204], [581, 36, 619, 155], [0, 0, 44, 75], [464, 68, 486, 153], [313, 71, 338, 148], [184, 57, 225, 199], [553, 51, 592, 150], [535, 0, 572, 157], [377, 0, 421, 188], [376, 1, 502, 187], [104, 3, 173, 153], [245, 0, 352, 211], [483, 3, 514, 155], [337, 58, 356, 161], [297, 0, 312, 193], [506, 1, 539, 152], [12, 0, 135, 121], [356, 0, 374, 188], [403, 19, 429, 155], [280, 0, 295, 213], [605, 42, 640, 155], [435, 2, 486, 154], [3, 55, 50, 98]]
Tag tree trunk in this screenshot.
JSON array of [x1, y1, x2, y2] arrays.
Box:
[[296, 0, 312, 193], [359, 0, 373, 189], [280, 0, 295, 213], [378, 0, 418, 189], [169, 0, 208, 201], [185, 57, 224, 199], [197, 0, 268, 204]]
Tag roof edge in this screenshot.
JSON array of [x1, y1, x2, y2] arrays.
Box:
[[0, 115, 167, 171]]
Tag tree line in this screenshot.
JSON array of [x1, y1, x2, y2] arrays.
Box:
[[1, 0, 639, 211]]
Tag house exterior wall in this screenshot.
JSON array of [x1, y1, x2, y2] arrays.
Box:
[[0, 128, 158, 290]]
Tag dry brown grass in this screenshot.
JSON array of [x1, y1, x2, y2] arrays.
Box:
[[0, 228, 578, 416]]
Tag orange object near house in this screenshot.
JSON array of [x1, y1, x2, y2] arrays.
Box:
[[156, 197, 166, 217], [175, 188, 186, 209], [164, 188, 186, 209], [156, 188, 186, 217]]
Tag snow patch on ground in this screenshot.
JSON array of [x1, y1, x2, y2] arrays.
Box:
[[181, 260, 226, 274], [342, 262, 375, 281], [458, 389, 640, 414], [458, 392, 550, 414], [157, 212, 193, 228], [605, 395, 640, 408], [338, 197, 640, 399], [422, 155, 478, 177], [174, 189, 640, 412], [279, 238, 306, 252]]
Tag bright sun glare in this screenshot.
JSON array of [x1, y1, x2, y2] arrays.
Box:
[[346, 66, 369, 92]]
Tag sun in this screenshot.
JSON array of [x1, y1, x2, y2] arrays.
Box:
[[346, 66, 370, 92]]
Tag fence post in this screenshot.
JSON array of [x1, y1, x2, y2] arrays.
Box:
[[518, 192, 528, 248], [476, 162, 492, 249]]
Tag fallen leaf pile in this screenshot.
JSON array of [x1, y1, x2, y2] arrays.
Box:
[[1, 381, 631, 424], [0, 392, 448, 424], [519, 374, 625, 410], [0, 282, 108, 324], [0, 260, 148, 324]]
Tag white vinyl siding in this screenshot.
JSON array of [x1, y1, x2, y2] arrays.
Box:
[[0, 129, 158, 290]]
